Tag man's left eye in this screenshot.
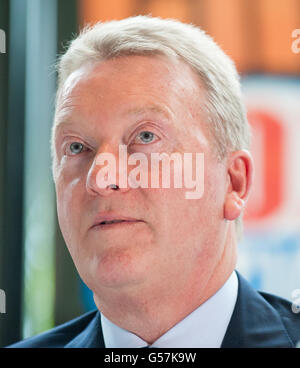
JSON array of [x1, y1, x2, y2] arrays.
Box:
[[135, 131, 158, 144]]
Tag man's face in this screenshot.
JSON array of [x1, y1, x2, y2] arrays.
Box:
[[53, 55, 229, 297]]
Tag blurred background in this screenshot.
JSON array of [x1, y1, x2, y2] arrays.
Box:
[[0, 0, 299, 347]]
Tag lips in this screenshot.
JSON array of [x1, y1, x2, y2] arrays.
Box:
[[99, 219, 128, 225], [91, 212, 143, 229]]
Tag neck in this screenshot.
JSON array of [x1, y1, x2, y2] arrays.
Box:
[[93, 225, 237, 344]]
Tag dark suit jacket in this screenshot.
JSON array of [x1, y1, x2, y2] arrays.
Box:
[[7, 272, 300, 348]]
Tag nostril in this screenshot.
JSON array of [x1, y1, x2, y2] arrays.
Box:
[[108, 184, 119, 190]]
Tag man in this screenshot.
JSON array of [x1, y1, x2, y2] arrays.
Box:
[[9, 16, 300, 348]]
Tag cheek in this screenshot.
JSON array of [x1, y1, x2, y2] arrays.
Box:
[[150, 163, 226, 249], [145, 188, 198, 250], [56, 176, 83, 242], [205, 163, 227, 217]]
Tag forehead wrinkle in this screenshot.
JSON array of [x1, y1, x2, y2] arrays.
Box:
[[55, 98, 79, 128], [55, 62, 104, 125], [55, 85, 104, 128], [124, 104, 173, 121]]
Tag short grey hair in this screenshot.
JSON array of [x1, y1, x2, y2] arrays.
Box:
[[53, 15, 251, 239]]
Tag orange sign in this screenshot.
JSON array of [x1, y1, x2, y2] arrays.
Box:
[[245, 110, 284, 221]]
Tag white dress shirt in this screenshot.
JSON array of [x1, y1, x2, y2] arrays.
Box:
[[101, 270, 238, 348]]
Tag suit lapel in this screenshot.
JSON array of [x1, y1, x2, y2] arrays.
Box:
[[64, 311, 105, 348], [221, 271, 294, 348]]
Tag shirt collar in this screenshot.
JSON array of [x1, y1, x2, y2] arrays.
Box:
[[101, 270, 238, 348]]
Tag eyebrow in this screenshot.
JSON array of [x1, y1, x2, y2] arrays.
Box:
[[55, 103, 173, 130]]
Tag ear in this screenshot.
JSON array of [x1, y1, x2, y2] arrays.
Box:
[[224, 150, 254, 221]]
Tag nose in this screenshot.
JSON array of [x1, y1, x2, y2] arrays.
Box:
[[86, 144, 130, 197]]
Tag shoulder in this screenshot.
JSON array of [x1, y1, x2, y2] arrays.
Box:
[[6, 309, 99, 348], [259, 290, 300, 345], [222, 271, 300, 348]]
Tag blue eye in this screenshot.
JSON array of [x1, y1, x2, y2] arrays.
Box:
[[69, 142, 84, 154], [137, 131, 156, 144]]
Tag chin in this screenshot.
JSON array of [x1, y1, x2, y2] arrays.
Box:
[[89, 248, 148, 289]]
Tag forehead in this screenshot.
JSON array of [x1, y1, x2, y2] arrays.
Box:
[[54, 55, 209, 145], [61, 54, 203, 96]]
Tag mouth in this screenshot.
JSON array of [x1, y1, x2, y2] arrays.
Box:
[[92, 220, 143, 230], [91, 214, 144, 230], [98, 219, 139, 225]]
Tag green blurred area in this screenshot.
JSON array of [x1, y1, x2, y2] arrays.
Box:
[[0, 0, 84, 347]]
